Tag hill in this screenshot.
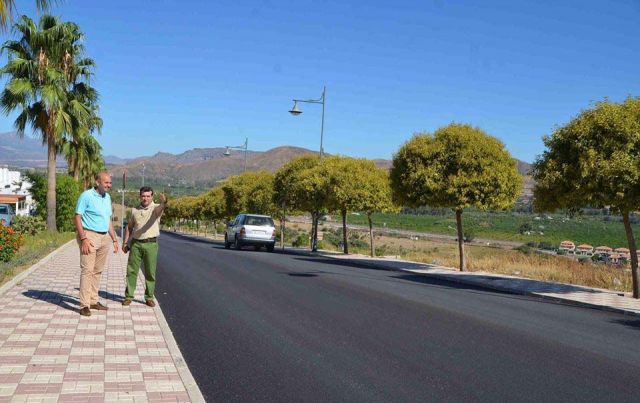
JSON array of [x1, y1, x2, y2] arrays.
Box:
[[0, 131, 66, 168]]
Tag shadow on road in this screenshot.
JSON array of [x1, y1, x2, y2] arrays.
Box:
[[612, 319, 640, 330]]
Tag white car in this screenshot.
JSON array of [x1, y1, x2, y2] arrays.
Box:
[[224, 214, 276, 252]]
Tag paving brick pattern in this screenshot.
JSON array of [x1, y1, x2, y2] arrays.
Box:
[[0, 243, 192, 402]]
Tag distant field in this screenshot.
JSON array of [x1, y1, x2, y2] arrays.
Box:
[[345, 211, 640, 248]]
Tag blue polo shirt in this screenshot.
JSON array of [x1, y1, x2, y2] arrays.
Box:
[[75, 188, 112, 232]]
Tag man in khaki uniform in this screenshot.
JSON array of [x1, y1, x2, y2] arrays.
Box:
[[121, 186, 166, 307], [74, 172, 119, 317]]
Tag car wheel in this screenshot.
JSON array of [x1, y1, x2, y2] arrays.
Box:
[[234, 236, 242, 250], [266, 244, 274, 253], [224, 235, 230, 249], [254, 245, 262, 251]]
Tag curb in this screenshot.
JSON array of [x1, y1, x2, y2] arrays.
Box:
[[0, 239, 75, 297], [314, 253, 640, 318], [155, 299, 206, 402]]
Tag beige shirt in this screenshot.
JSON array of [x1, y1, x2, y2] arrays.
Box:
[[130, 203, 162, 240]]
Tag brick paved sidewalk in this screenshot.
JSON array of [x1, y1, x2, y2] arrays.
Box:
[[321, 252, 640, 316], [0, 241, 203, 402]]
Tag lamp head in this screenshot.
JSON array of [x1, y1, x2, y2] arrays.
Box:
[[289, 101, 302, 116], [223, 147, 231, 156]]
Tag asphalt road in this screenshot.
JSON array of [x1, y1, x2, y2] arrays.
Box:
[[155, 231, 640, 402]]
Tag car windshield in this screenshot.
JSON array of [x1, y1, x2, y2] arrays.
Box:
[[245, 216, 274, 226], [0, 206, 8, 214]]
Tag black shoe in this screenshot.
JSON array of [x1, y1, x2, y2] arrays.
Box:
[[79, 307, 91, 316], [90, 302, 108, 311]]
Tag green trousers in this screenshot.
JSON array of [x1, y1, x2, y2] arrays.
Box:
[[125, 241, 158, 301]]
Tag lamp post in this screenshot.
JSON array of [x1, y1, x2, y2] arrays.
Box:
[[223, 138, 248, 172], [288, 86, 327, 252], [289, 86, 326, 159]]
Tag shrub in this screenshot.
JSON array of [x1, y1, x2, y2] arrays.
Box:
[[0, 225, 24, 262], [463, 230, 475, 243], [292, 233, 309, 248], [516, 245, 534, 255], [25, 172, 81, 231], [12, 216, 46, 236], [539, 242, 554, 250], [519, 222, 532, 234], [526, 241, 539, 248]]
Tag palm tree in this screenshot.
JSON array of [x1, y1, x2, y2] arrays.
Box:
[[60, 131, 104, 188], [0, 1, 57, 30], [0, 15, 97, 231]]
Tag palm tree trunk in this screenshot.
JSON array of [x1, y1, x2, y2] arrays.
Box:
[[368, 214, 374, 257], [46, 134, 57, 232], [456, 209, 465, 272], [622, 211, 639, 298]]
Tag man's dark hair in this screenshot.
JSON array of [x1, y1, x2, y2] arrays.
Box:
[[139, 186, 154, 195]]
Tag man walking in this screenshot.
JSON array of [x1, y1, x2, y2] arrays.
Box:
[[74, 172, 119, 317], [122, 187, 166, 307]]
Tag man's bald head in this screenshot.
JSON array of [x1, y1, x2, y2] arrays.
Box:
[[94, 172, 113, 195]]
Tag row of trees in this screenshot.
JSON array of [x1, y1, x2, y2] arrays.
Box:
[[0, 14, 104, 231], [167, 123, 523, 268], [166, 156, 397, 257]]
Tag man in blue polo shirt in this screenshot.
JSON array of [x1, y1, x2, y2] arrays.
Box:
[[74, 172, 119, 317]]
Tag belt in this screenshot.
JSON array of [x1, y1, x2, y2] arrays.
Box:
[[134, 237, 157, 243], [84, 228, 107, 235]]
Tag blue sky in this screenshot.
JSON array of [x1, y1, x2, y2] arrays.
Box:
[[2, 0, 639, 162]]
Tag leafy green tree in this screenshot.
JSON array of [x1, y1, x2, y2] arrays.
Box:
[[274, 155, 329, 251], [0, 15, 98, 231], [199, 186, 226, 231], [26, 172, 80, 232], [221, 171, 276, 218], [533, 97, 640, 298], [324, 156, 361, 254], [391, 124, 521, 271], [355, 166, 397, 257]]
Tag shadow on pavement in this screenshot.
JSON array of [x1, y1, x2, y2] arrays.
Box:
[[22, 290, 80, 312]]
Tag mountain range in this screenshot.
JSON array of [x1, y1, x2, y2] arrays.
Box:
[[0, 131, 533, 193]]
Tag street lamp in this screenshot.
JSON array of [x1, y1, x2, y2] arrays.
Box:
[[289, 86, 326, 158], [223, 137, 248, 172]]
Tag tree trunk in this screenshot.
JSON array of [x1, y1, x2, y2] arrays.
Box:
[[456, 209, 465, 272], [342, 209, 348, 254], [311, 211, 318, 252], [368, 214, 374, 257], [280, 208, 285, 250], [46, 134, 57, 232], [622, 211, 639, 299]]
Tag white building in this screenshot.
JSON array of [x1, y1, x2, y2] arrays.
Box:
[[0, 166, 34, 216]]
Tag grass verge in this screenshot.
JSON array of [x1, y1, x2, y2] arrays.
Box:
[[0, 231, 75, 288], [321, 234, 633, 293]]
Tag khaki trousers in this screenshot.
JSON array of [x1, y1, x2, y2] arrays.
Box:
[[77, 230, 111, 308]]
